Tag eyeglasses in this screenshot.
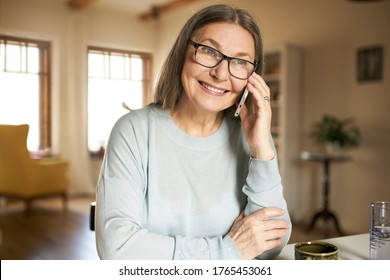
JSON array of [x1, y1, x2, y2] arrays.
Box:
[[188, 40, 257, 80]]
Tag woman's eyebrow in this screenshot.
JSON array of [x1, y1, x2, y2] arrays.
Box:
[[200, 38, 253, 59]]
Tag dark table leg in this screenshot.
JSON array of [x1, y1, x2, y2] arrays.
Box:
[[306, 209, 344, 237], [306, 159, 344, 237]]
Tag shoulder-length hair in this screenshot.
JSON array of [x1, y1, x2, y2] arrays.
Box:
[[154, 4, 264, 113]]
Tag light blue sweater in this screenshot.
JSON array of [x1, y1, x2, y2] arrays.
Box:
[[95, 105, 291, 259]]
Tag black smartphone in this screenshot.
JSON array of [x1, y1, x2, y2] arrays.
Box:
[[234, 88, 249, 117]]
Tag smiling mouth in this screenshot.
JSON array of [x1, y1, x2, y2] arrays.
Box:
[[200, 82, 228, 95]]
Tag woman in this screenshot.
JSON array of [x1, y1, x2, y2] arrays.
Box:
[[95, 4, 291, 260]]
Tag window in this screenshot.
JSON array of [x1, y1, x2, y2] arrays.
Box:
[[87, 47, 152, 154], [0, 35, 51, 152]]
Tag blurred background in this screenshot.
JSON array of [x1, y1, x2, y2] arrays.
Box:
[[0, 0, 389, 259]]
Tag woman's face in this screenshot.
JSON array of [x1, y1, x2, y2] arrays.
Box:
[[180, 22, 255, 115]]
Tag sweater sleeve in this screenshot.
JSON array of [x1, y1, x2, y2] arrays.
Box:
[[95, 112, 241, 260], [242, 154, 292, 259]]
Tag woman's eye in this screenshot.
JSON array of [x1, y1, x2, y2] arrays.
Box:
[[202, 47, 220, 58], [233, 59, 248, 67]]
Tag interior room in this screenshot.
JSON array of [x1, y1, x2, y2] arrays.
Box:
[[0, 0, 389, 259]]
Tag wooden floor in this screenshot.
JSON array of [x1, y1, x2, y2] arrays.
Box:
[[0, 196, 99, 260], [0, 196, 348, 260]]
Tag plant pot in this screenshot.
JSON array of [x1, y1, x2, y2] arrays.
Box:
[[325, 142, 343, 156]]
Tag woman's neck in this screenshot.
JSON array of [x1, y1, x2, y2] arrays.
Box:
[[169, 103, 224, 137]]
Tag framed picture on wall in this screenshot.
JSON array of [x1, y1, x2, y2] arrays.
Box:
[[357, 46, 383, 82]]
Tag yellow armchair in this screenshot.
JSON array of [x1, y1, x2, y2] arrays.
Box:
[[0, 124, 69, 212]]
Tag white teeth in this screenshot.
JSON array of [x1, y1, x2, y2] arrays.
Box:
[[202, 83, 225, 94]]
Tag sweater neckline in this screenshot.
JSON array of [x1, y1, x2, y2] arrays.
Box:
[[153, 106, 236, 151]]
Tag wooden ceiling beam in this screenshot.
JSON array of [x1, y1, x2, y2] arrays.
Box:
[[139, 0, 199, 21], [67, 0, 98, 10]]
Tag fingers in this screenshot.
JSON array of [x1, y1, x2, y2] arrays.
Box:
[[259, 236, 285, 252], [239, 72, 270, 119], [246, 209, 290, 237], [228, 208, 290, 259], [246, 73, 271, 112], [249, 208, 290, 231]]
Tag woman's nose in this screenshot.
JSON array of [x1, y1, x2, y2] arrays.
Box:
[[210, 60, 229, 81]]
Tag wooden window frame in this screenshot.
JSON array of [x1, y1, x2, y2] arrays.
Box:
[[0, 35, 51, 151], [87, 46, 152, 106]]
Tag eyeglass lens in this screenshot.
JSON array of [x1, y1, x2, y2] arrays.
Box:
[[194, 44, 255, 79]]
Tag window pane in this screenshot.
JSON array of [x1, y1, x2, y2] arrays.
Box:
[[0, 43, 4, 69], [88, 78, 143, 151], [88, 52, 105, 78], [87, 48, 150, 152], [110, 53, 125, 79], [0, 71, 40, 150], [125, 56, 130, 80], [5, 43, 21, 72], [131, 57, 143, 80], [21, 45, 27, 72], [0, 37, 48, 152], [27, 46, 39, 73]]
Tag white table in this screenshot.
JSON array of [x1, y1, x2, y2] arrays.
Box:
[[276, 233, 369, 260]]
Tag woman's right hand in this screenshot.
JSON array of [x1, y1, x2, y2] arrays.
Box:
[[227, 208, 290, 260]]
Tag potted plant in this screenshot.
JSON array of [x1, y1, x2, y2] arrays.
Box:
[[310, 114, 362, 155]]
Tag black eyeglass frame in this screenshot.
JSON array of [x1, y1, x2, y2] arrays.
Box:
[[188, 40, 258, 80]]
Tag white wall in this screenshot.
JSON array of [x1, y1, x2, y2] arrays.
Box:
[[1, 0, 389, 233]]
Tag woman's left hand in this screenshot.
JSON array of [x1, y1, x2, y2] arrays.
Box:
[[239, 73, 274, 160]]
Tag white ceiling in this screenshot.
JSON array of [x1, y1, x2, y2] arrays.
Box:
[[67, 0, 175, 15]]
